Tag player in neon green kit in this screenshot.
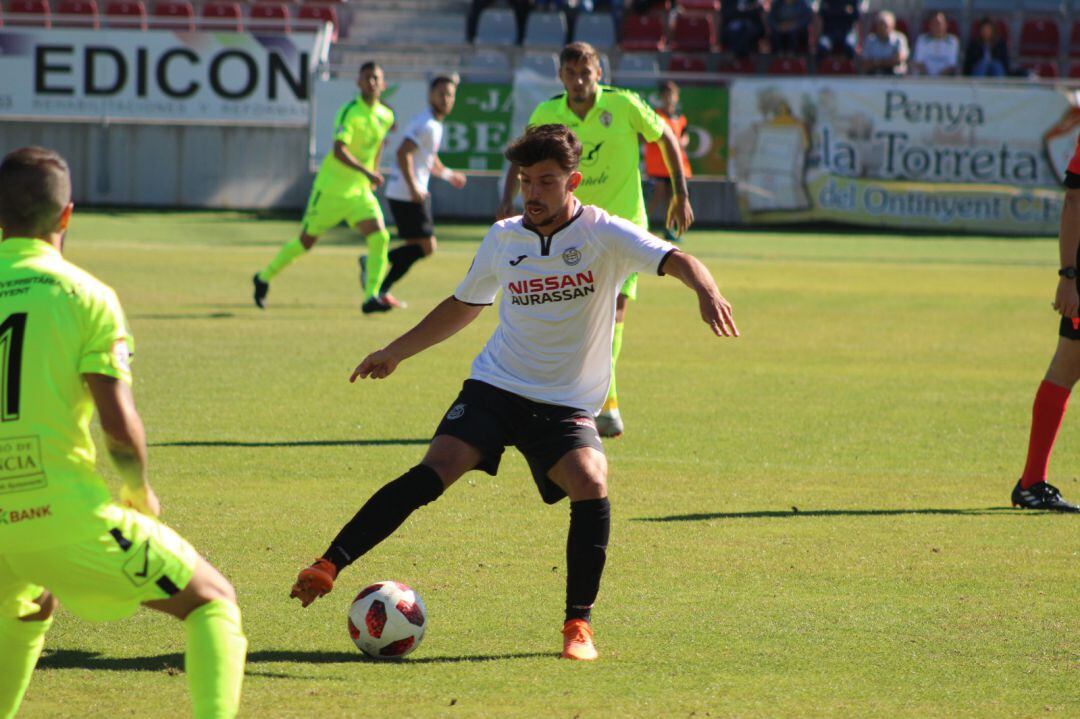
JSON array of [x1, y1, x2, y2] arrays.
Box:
[[253, 62, 399, 314], [497, 42, 694, 437], [0, 147, 246, 718]]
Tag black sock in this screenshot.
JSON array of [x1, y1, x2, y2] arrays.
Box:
[[323, 464, 444, 572], [380, 243, 426, 294], [565, 497, 610, 623]]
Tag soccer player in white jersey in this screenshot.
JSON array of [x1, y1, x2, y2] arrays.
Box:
[[364, 75, 468, 311], [289, 125, 738, 661]]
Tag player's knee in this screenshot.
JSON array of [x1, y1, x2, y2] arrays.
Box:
[[19, 591, 57, 622], [299, 233, 318, 250], [422, 237, 436, 256], [567, 471, 607, 501]]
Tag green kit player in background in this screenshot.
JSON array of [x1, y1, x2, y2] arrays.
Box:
[[498, 42, 694, 438], [0, 147, 246, 718], [253, 62, 396, 313]]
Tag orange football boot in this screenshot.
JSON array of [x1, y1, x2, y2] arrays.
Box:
[[289, 558, 338, 607], [561, 619, 599, 661]]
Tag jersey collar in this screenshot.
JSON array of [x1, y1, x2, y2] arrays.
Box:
[[563, 85, 606, 123], [0, 237, 60, 257], [522, 200, 584, 256]]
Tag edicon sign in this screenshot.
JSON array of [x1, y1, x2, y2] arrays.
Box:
[[0, 28, 327, 125]]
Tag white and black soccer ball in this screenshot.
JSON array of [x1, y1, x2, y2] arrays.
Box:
[[347, 581, 427, 658]]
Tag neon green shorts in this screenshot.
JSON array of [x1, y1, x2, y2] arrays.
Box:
[[0, 503, 198, 622], [301, 186, 383, 237], [619, 272, 638, 300]]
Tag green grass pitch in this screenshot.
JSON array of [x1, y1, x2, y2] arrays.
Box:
[[16, 212, 1079, 718]]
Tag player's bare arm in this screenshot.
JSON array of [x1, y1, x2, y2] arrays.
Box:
[[1054, 186, 1080, 318], [433, 155, 467, 189], [351, 297, 486, 381], [396, 138, 427, 202], [657, 124, 694, 236], [334, 140, 383, 188], [85, 373, 161, 517], [661, 251, 739, 338], [497, 161, 522, 220]]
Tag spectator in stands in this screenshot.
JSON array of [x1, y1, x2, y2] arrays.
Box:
[[721, 0, 767, 60], [963, 17, 1012, 77], [911, 11, 960, 76], [768, 0, 814, 56], [466, 0, 532, 45], [815, 0, 861, 59], [859, 10, 908, 75]]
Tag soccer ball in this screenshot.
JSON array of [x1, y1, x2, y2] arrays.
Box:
[[347, 581, 427, 658]]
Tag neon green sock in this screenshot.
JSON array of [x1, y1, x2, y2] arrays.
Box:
[[0, 616, 51, 719], [605, 322, 624, 410], [185, 600, 246, 719], [259, 238, 307, 282], [363, 228, 392, 300]]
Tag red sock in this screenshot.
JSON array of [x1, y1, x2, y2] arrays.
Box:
[[1020, 380, 1071, 489]]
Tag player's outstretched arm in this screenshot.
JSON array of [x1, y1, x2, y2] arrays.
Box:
[[496, 162, 521, 220], [1054, 186, 1080, 318], [662, 251, 739, 338], [351, 296, 486, 381], [86, 374, 161, 517], [657, 125, 694, 236]]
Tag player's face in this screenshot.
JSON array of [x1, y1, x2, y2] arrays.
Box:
[[518, 159, 582, 229], [661, 88, 678, 112], [430, 82, 457, 118], [558, 59, 601, 104], [358, 67, 385, 101]]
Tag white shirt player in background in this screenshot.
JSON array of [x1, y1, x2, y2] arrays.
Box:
[[362, 75, 468, 313], [290, 124, 737, 662]]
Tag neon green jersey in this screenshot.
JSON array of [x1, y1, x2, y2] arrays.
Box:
[[314, 95, 396, 196], [528, 85, 666, 229], [0, 238, 133, 551]]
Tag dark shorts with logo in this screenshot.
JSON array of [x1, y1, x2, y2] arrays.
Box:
[[433, 379, 604, 504], [1060, 289, 1080, 340], [389, 197, 434, 240]]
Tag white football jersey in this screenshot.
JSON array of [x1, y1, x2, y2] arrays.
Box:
[[455, 202, 676, 413], [385, 108, 444, 201]]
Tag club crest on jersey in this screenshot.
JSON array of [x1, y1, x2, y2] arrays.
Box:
[[562, 247, 581, 266], [446, 404, 466, 421], [599, 111, 612, 128]]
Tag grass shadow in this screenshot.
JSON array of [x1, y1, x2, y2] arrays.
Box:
[[635, 507, 1022, 522], [37, 648, 550, 673], [130, 312, 235, 320], [150, 439, 429, 448]]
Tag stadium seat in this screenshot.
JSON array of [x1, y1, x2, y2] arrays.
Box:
[[464, 49, 512, 82], [1018, 18, 1060, 57], [524, 11, 566, 46], [520, 52, 559, 76], [621, 12, 665, 51], [201, 0, 241, 31], [474, 7, 517, 46], [1069, 62, 1080, 77], [617, 51, 656, 83], [7, 0, 51, 27], [667, 54, 708, 73], [716, 57, 755, 74], [1024, 60, 1058, 76], [817, 56, 855, 74], [1071, 21, 1080, 56], [768, 56, 808, 75], [297, 3, 337, 38], [676, 0, 720, 11], [668, 11, 716, 52], [250, 2, 290, 33], [151, 0, 193, 30], [54, 0, 98, 28], [104, 0, 147, 29], [572, 12, 617, 49]]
